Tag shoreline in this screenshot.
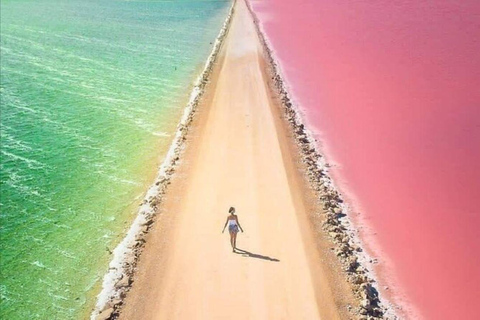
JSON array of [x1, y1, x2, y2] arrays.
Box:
[[245, 1, 480, 318], [244, 0, 398, 318], [89, 2, 236, 319]]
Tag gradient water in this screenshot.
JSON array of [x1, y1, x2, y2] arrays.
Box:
[[0, 0, 230, 318], [250, 0, 480, 318]]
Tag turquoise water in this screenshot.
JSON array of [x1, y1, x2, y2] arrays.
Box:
[[0, 0, 230, 318]]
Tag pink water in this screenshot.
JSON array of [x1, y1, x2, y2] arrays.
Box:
[[249, 0, 480, 318]]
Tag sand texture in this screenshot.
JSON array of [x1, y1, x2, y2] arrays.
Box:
[[117, 1, 356, 319]]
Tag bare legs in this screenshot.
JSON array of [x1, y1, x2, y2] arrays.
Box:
[[229, 231, 238, 252]]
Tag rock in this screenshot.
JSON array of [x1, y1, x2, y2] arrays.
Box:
[[371, 307, 384, 317], [326, 218, 338, 226], [353, 274, 367, 284], [115, 276, 130, 289], [361, 283, 379, 300], [353, 245, 363, 252], [329, 232, 339, 239], [361, 298, 371, 309], [95, 307, 114, 320], [134, 237, 146, 245], [124, 254, 135, 266], [141, 219, 154, 227], [347, 256, 358, 271], [110, 298, 122, 306], [360, 289, 368, 299], [340, 244, 351, 253]]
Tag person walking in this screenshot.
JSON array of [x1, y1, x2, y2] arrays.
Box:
[[222, 207, 244, 252]]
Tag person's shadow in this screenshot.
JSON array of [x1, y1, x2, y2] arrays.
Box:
[[234, 248, 280, 262]]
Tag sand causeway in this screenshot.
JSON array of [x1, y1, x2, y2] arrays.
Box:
[[107, 1, 378, 319]]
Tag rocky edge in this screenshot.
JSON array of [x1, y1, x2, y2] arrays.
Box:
[[244, 0, 399, 319], [90, 2, 236, 320]]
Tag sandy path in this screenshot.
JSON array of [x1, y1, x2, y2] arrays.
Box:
[[120, 1, 350, 319]]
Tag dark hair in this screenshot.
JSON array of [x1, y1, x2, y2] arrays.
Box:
[[229, 207, 235, 214]]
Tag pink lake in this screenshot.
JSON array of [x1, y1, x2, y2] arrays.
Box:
[[249, 0, 480, 318]]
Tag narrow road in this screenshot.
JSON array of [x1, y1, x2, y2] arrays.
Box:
[[120, 1, 345, 319]]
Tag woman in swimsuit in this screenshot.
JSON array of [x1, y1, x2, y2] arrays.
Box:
[[222, 207, 244, 252]]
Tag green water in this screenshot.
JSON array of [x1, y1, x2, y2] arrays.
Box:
[[0, 0, 230, 318]]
